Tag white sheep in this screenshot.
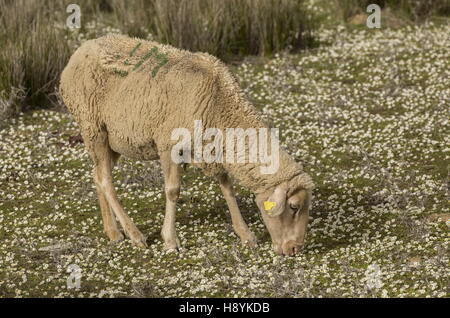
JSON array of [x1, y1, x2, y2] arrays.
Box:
[[60, 34, 314, 256]]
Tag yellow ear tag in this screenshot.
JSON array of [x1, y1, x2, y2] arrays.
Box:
[[264, 201, 276, 212]]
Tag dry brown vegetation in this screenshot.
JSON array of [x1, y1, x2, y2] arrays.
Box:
[[0, 0, 316, 114]]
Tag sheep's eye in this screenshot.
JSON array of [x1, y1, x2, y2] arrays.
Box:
[[290, 204, 299, 211]]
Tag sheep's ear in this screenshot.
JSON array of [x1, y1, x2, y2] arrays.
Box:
[[263, 185, 287, 217]]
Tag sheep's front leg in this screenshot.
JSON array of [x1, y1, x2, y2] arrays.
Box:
[[160, 151, 181, 250], [87, 132, 147, 248], [218, 173, 257, 248]]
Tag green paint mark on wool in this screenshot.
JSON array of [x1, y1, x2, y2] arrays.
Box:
[[133, 47, 158, 71], [112, 68, 128, 77], [129, 42, 142, 57], [151, 53, 168, 77]]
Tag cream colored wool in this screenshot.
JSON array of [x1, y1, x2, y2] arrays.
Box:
[[60, 34, 314, 196]]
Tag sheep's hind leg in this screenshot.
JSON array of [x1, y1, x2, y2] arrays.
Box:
[[94, 151, 124, 242], [160, 150, 181, 251], [95, 184, 124, 242], [218, 173, 257, 248], [88, 132, 147, 248]]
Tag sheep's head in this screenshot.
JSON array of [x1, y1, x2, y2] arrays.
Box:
[[255, 178, 313, 256]]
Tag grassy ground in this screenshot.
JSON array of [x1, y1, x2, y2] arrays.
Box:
[[0, 22, 449, 297]]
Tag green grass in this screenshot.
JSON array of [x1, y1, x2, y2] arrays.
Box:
[[0, 20, 449, 298]]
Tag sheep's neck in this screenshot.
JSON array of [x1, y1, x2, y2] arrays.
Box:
[[223, 148, 303, 194]]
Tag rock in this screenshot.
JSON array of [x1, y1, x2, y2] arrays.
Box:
[[348, 13, 368, 25], [38, 242, 71, 252], [427, 213, 450, 223], [407, 256, 421, 267]]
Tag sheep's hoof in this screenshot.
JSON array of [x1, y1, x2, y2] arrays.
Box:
[[106, 229, 125, 243], [130, 233, 148, 248], [241, 234, 258, 248], [132, 238, 148, 249], [163, 238, 181, 252]]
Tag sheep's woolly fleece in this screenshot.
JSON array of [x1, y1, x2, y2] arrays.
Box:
[[59, 34, 314, 195], [0, 23, 449, 297]]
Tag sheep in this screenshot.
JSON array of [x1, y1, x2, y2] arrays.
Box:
[[59, 34, 314, 256]]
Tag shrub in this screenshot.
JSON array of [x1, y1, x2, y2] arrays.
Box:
[[0, 0, 72, 111], [149, 0, 315, 57], [0, 0, 315, 114]]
